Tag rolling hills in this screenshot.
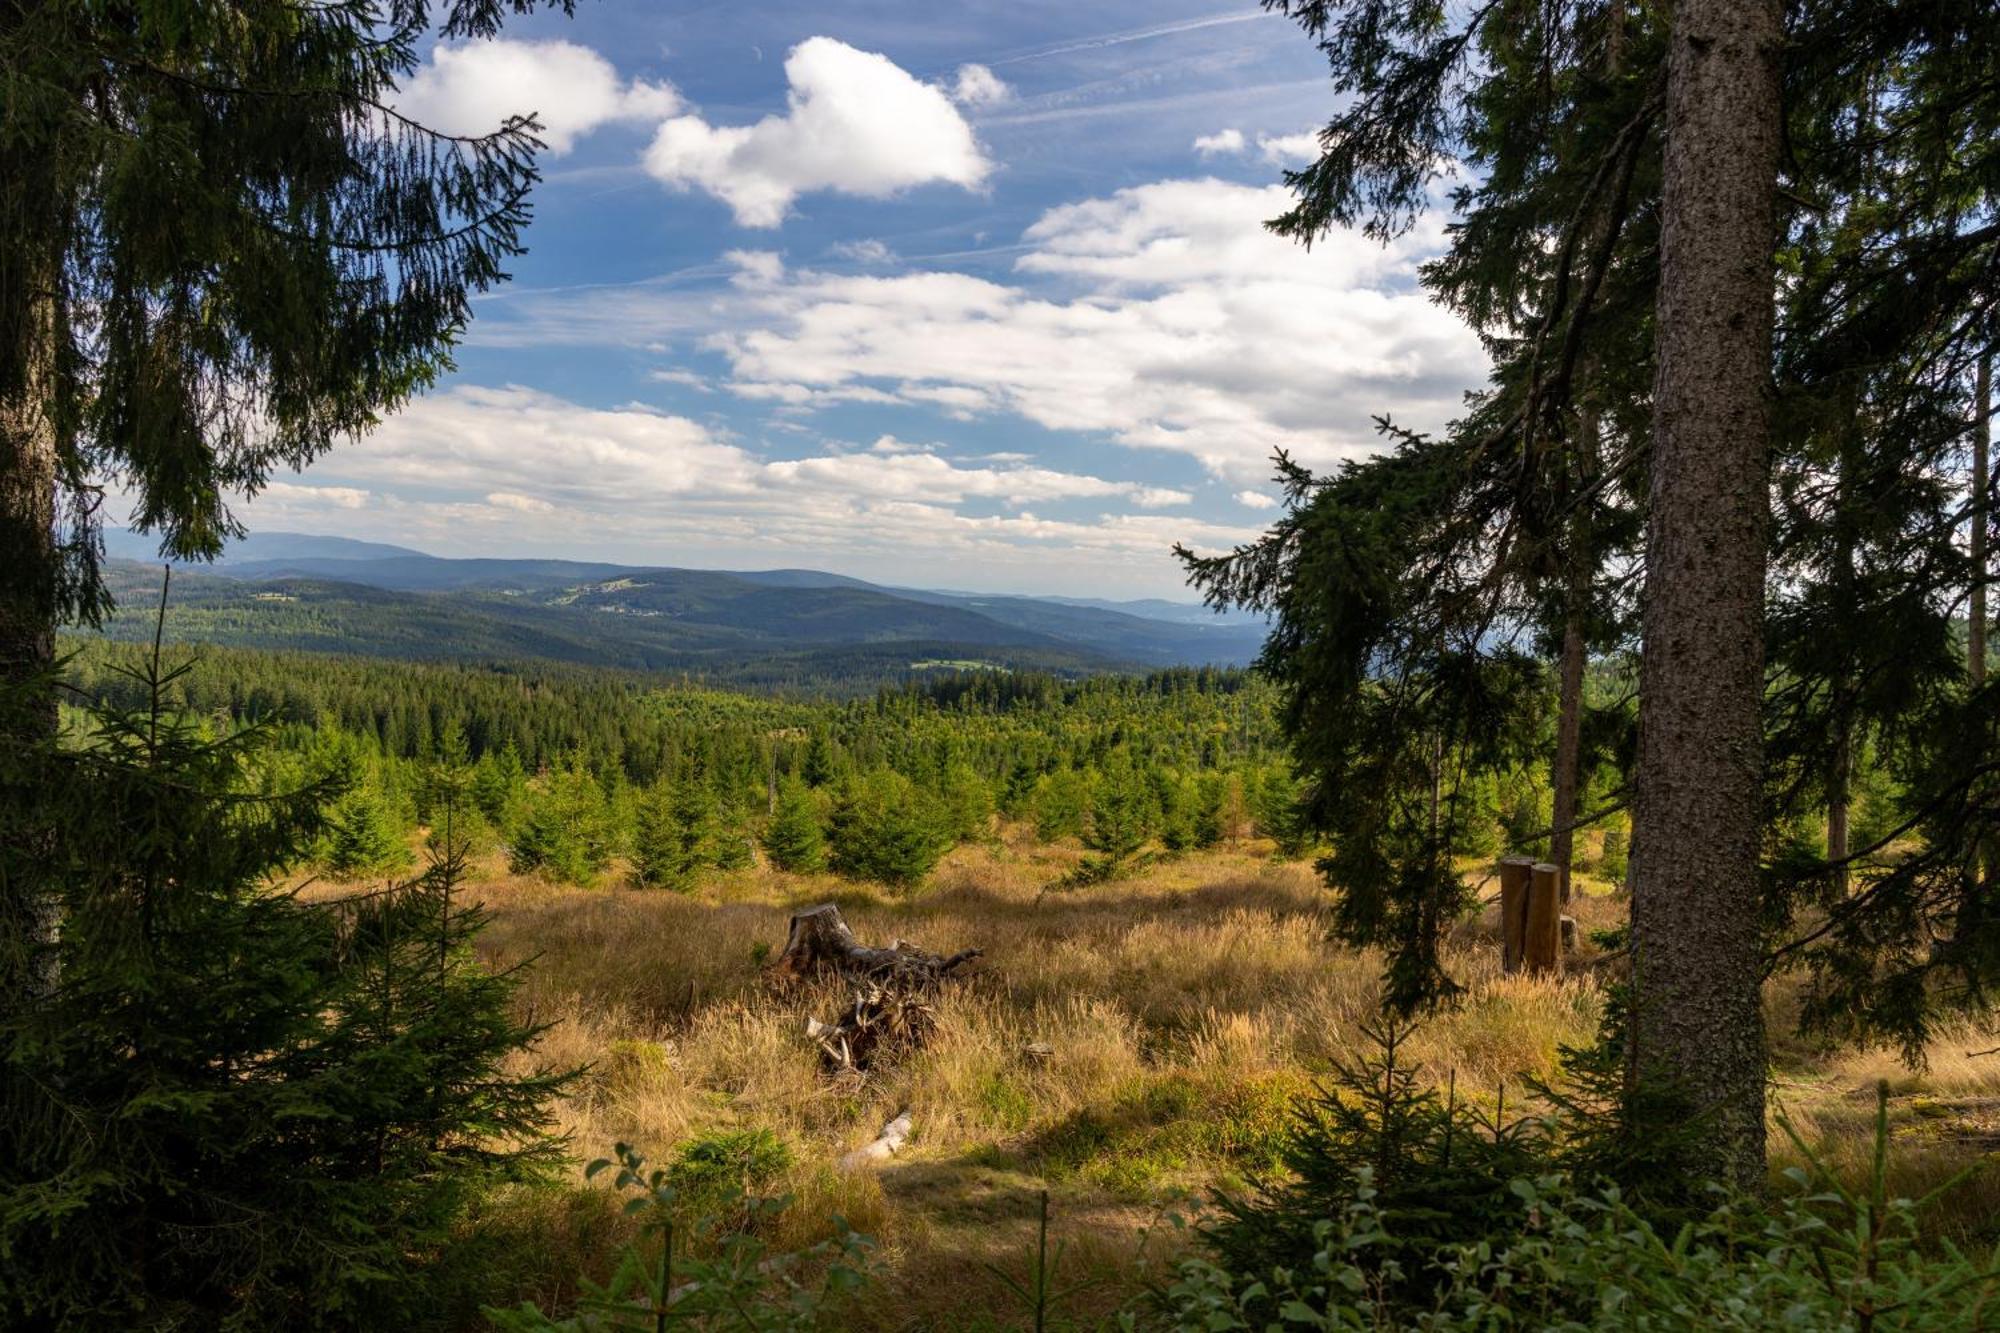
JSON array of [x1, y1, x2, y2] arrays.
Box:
[[94, 531, 1267, 688]]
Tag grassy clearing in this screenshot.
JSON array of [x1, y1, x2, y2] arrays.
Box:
[[449, 830, 2000, 1329]]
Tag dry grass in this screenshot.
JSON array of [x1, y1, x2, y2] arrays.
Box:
[[457, 833, 2000, 1329]]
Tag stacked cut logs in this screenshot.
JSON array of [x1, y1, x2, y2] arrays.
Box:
[[772, 903, 981, 1075]]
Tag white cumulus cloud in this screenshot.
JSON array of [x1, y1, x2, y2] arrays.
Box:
[[1235, 489, 1279, 509], [393, 39, 678, 155], [643, 37, 990, 227], [1258, 131, 1319, 165], [950, 63, 1011, 107], [706, 179, 1481, 480], [1192, 128, 1246, 157]]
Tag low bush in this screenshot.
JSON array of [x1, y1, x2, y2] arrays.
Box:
[[486, 1141, 871, 1332], [1148, 1096, 2000, 1329]]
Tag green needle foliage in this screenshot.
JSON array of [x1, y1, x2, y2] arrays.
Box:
[[511, 760, 618, 886], [324, 782, 415, 880], [1159, 1085, 2000, 1331], [760, 778, 826, 874], [0, 634, 568, 1329], [826, 769, 952, 891], [633, 777, 720, 892], [1082, 749, 1157, 868]]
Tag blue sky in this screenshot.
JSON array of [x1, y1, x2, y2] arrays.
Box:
[[241, 2, 1485, 598]]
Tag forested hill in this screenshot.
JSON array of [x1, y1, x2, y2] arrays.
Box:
[[94, 531, 1266, 690]]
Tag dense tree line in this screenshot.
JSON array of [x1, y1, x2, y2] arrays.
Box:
[[61, 640, 1317, 891]]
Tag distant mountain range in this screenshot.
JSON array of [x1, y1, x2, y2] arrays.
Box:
[[95, 530, 1268, 687]]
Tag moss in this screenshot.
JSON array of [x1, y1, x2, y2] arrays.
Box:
[[976, 1074, 1037, 1131], [600, 1039, 673, 1095]]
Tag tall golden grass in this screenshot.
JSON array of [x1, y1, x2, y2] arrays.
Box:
[[456, 833, 2000, 1328]]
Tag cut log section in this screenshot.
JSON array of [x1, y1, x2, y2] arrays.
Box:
[[1498, 856, 1535, 973], [1525, 862, 1562, 973], [775, 903, 981, 1074]]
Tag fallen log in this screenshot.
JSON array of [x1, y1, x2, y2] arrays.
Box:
[[838, 1110, 913, 1171], [775, 903, 980, 1074]]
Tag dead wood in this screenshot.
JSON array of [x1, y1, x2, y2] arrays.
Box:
[[772, 903, 981, 1074]]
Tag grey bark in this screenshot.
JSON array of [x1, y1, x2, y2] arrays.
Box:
[[1628, 0, 1781, 1191], [0, 270, 61, 1001]]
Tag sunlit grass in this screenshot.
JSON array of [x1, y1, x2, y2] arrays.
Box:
[[451, 830, 2000, 1329]]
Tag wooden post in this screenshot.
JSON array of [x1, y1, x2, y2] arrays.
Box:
[[1526, 862, 1563, 974], [1498, 857, 1535, 973]]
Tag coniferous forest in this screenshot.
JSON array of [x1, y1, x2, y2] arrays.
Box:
[[3, 1, 2000, 1330]]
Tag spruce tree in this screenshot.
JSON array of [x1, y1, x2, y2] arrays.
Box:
[[0, 634, 565, 1327], [1083, 752, 1156, 868], [761, 777, 826, 874], [324, 783, 414, 880], [632, 778, 718, 892], [1033, 767, 1090, 843], [711, 797, 755, 872], [1197, 0, 1998, 1183], [826, 770, 951, 890], [508, 760, 616, 887]]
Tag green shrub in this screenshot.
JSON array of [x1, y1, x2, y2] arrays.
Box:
[[1150, 1088, 2000, 1330], [667, 1127, 794, 1227], [485, 1141, 871, 1332]]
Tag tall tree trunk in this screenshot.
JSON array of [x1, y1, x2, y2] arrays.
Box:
[[1974, 353, 1992, 894], [1828, 419, 1859, 903], [1628, 0, 1781, 1192], [0, 279, 61, 1001], [1974, 353, 1990, 691]]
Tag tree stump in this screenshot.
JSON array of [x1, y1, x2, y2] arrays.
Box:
[[773, 904, 981, 1074], [1498, 857, 1535, 973], [1525, 862, 1563, 974]]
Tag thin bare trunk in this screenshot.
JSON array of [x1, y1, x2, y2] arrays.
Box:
[[1551, 403, 1598, 904], [1629, 0, 1780, 1191], [1552, 613, 1586, 903], [1827, 723, 1850, 896]]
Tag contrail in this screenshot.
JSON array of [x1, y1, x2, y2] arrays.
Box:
[[988, 10, 1276, 67]]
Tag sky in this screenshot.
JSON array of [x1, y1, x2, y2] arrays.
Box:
[[238, 1, 1487, 599]]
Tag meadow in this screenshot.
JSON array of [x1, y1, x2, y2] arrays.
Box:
[[447, 829, 2000, 1330]]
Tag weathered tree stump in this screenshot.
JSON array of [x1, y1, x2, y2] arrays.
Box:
[[773, 904, 981, 1074], [1525, 862, 1563, 974], [1498, 856, 1535, 973]]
